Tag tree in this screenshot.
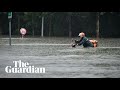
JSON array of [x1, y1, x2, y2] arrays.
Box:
[[96, 12, 99, 39], [40, 12, 54, 37], [68, 12, 72, 37]]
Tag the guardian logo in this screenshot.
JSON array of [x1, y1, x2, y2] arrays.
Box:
[[5, 60, 45, 73]]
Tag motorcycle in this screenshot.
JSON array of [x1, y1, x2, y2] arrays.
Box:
[[71, 39, 98, 48]]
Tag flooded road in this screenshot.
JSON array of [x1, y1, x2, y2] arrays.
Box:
[[0, 37, 120, 78]]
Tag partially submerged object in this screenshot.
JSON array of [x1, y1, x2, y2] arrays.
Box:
[[72, 32, 98, 48], [89, 39, 98, 47]]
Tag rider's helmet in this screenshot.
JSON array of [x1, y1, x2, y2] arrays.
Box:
[[78, 32, 85, 37]]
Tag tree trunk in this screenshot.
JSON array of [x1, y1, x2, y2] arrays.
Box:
[[0, 27, 2, 35], [32, 13, 34, 37], [49, 15, 52, 37], [96, 12, 99, 39], [18, 14, 20, 35], [68, 12, 72, 37], [41, 16, 44, 37], [0, 15, 1, 35]]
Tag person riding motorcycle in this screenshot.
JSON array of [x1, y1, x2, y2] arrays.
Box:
[[72, 32, 98, 48]]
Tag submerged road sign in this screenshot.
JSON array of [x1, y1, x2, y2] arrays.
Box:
[[20, 28, 27, 38]]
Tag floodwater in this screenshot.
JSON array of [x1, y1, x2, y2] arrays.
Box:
[[0, 37, 120, 78]]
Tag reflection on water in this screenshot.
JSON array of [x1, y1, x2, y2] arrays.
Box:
[[0, 37, 120, 78]]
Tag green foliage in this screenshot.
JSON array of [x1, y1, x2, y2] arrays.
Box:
[[0, 12, 120, 37]]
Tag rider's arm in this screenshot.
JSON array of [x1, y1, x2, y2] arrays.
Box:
[[77, 39, 85, 46], [75, 37, 85, 46]]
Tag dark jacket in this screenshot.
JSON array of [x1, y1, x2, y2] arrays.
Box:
[[75, 37, 94, 47]]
